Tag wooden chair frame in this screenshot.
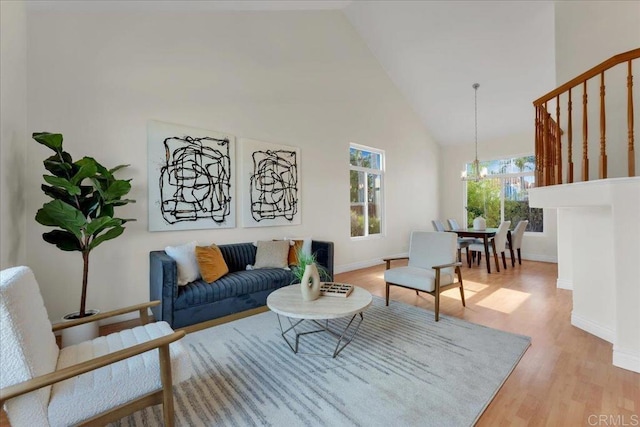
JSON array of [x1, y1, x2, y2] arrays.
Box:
[[383, 258, 465, 321], [0, 301, 185, 427]]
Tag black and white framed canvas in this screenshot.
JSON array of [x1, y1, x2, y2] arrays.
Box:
[[240, 138, 301, 228], [148, 120, 236, 231]]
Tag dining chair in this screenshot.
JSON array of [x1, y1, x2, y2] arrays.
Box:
[[0, 266, 192, 427], [506, 220, 528, 266], [431, 219, 447, 232], [383, 231, 465, 321], [447, 218, 482, 264], [434, 219, 469, 263], [468, 221, 511, 272]]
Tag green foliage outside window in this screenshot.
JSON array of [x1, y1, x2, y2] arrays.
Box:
[[350, 145, 383, 237], [465, 155, 543, 232]]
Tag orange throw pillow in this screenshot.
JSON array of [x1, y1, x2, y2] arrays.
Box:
[[195, 245, 229, 283], [288, 240, 304, 265]]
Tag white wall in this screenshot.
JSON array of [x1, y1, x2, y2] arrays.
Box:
[[440, 132, 559, 262], [530, 178, 640, 373], [554, 1, 640, 180], [25, 9, 439, 322], [0, 0, 28, 269]]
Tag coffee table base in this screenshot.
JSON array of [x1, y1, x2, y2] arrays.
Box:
[[275, 313, 365, 358]]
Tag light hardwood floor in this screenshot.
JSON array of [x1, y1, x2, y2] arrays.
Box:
[[2, 259, 638, 426]]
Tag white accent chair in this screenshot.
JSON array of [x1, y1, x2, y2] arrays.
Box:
[[0, 266, 192, 427], [383, 231, 465, 321], [506, 220, 528, 266], [468, 220, 511, 272]]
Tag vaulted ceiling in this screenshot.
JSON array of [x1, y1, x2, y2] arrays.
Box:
[[30, 0, 557, 147], [342, 1, 557, 147]]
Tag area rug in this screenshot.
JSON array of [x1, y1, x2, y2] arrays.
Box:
[[114, 297, 530, 427]]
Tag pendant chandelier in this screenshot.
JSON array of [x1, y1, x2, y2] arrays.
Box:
[[461, 83, 488, 181]]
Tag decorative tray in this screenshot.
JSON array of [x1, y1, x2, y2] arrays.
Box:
[[319, 282, 354, 298]]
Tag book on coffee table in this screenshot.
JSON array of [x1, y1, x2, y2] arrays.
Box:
[[319, 282, 354, 298]]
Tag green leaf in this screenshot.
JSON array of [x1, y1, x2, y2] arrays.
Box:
[[42, 230, 82, 251], [43, 175, 81, 196], [36, 200, 87, 239], [79, 194, 101, 217], [105, 198, 136, 206], [109, 164, 130, 174], [105, 180, 131, 200], [43, 154, 73, 177], [93, 160, 113, 180], [86, 217, 121, 236], [41, 184, 76, 204], [89, 225, 124, 250], [100, 204, 114, 218], [33, 132, 63, 151], [71, 157, 98, 185], [90, 177, 106, 199]]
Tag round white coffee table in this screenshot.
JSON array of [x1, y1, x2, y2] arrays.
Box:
[[267, 284, 372, 358]]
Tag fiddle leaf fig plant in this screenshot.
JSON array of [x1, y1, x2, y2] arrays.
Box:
[[33, 132, 136, 318]]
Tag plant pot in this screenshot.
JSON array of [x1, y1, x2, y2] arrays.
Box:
[[473, 216, 486, 230], [61, 309, 100, 347], [300, 263, 321, 301]]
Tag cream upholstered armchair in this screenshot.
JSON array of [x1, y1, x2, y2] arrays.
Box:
[[0, 266, 191, 427], [383, 231, 465, 321]]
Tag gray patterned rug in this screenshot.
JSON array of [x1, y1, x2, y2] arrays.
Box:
[[115, 297, 530, 427]]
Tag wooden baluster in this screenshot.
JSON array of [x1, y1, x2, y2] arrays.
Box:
[[567, 88, 574, 183], [599, 72, 607, 179], [544, 106, 551, 186], [550, 117, 556, 185], [556, 95, 562, 184], [535, 106, 542, 185], [582, 81, 589, 181], [629, 60, 635, 176]]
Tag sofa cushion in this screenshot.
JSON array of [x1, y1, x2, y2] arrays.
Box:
[[165, 241, 200, 286], [195, 245, 229, 283], [254, 241, 290, 269], [217, 243, 257, 273], [175, 269, 294, 310]]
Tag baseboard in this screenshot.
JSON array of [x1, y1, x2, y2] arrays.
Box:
[[335, 251, 556, 274], [335, 252, 408, 274], [571, 312, 615, 344], [612, 345, 640, 373], [556, 278, 573, 290], [521, 253, 558, 263]]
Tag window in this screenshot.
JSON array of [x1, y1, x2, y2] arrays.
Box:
[[465, 155, 543, 232], [350, 144, 384, 238]]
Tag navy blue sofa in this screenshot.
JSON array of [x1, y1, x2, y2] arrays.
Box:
[[149, 240, 334, 329]]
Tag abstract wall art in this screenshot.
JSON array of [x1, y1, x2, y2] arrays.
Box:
[[240, 138, 301, 228], [148, 120, 236, 231]]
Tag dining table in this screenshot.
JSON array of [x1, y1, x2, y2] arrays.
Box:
[[453, 228, 512, 274]]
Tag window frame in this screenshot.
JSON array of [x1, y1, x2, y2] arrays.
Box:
[[349, 143, 385, 240], [462, 154, 542, 234]]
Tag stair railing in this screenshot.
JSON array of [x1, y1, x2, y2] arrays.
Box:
[[533, 48, 640, 186]]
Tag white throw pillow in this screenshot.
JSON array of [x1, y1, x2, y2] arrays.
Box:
[[165, 241, 200, 286]]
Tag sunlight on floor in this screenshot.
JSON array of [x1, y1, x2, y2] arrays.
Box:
[[443, 281, 489, 301], [475, 288, 531, 314]]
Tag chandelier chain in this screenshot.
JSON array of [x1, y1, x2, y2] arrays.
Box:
[[474, 83, 479, 162]]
